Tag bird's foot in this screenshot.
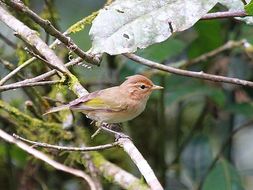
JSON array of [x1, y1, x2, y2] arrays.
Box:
[[100, 123, 131, 140], [115, 132, 131, 141]]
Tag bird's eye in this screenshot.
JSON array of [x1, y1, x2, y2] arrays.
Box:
[[140, 85, 146, 89]]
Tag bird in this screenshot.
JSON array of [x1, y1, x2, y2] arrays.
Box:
[[44, 75, 163, 124]]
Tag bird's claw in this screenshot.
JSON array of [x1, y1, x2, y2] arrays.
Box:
[[115, 132, 132, 141]]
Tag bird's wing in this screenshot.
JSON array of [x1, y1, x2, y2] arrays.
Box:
[[69, 88, 127, 112]]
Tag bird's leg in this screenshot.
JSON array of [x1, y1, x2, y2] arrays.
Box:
[[90, 121, 102, 139], [91, 128, 102, 139], [91, 122, 131, 140]]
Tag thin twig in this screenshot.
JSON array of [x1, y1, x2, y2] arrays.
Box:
[[13, 57, 83, 85], [0, 4, 88, 96], [0, 57, 36, 86], [13, 131, 161, 189], [125, 53, 253, 88], [0, 57, 83, 92], [0, 5, 97, 86], [0, 129, 96, 190], [0, 80, 62, 92], [3, 0, 101, 66], [201, 10, 248, 20], [24, 47, 52, 65], [13, 134, 119, 151]]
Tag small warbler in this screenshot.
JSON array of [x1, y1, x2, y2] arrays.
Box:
[[45, 75, 163, 123]]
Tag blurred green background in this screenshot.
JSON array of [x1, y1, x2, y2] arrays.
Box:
[[1, 0, 253, 190]]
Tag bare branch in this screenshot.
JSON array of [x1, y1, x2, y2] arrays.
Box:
[[0, 4, 89, 96], [13, 58, 83, 85], [3, 0, 100, 65], [90, 152, 151, 190], [0, 4, 69, 74], [0, 57, 36, 86], [0, 129, 96, 190], [0, 80, 63, 92], [0, 7, 95, 86], [100, 126, 163, 190], [0, 57, 83, 93], [118, 138, 164, 190], [13, 132, 157, 189], [201, 10, 248, 20], [13, 133, 120, 151], [14, 126, 163, 190], [125, 53, 253, 88]]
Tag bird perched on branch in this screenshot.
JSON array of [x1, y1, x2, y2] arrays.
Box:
[[44, 75, 163, 123]]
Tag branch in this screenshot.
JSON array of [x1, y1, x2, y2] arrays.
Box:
[[0, 57, 83, 92], [13, 134, 120, 151], [0, 4, 68, 74], [14, 128, 163, 190], [0, 129, 96, 190], [118, 138, 164, 190], [0, 7, 97, 86], [0, 80, 63, 92], [14, 58, 82, 85], [100, 126, 163, 190], [90, 152, 151, 190], [125, 53, 253, 88], [201, 10, 248, 20], [0, 4, 89, 96], [3, 0, 100, 66], [1, 101, 150, 189], [0, 57, 36, 86]]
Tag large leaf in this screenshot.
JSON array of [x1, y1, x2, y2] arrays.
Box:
[[203, 159, 244, 190], [89, 0, 218, 55], [219, 0, 253, 24], [188, 20, 223, 58]]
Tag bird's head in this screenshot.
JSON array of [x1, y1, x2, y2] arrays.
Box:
[[120, 75, 163, 100]]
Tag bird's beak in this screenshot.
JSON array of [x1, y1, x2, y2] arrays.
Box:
[[151, 85, 164, 90]]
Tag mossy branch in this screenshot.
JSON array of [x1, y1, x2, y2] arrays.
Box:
[[0, 100, 72, 141]]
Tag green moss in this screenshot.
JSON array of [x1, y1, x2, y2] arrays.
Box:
[[90, 152, 149, 189], [67, 11, 98, 34], [127, 181, 148, 190], [0, 100, 72, 142], [66, 73, 86, 97]]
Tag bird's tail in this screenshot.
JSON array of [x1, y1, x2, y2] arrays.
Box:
[[43, 104, 70, 115]]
